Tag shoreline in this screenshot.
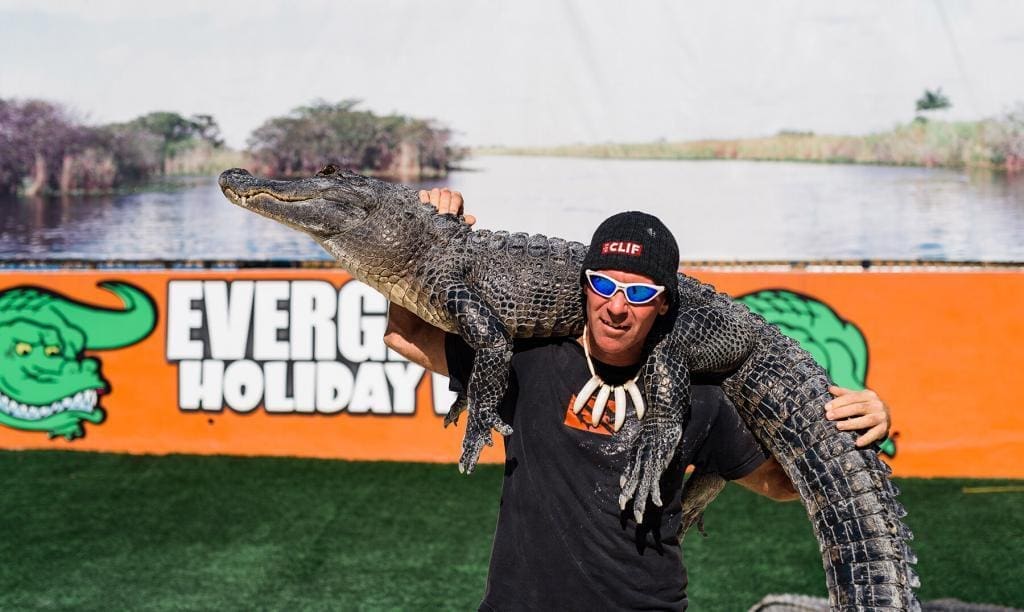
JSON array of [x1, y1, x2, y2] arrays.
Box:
[[475, 119, 1024, 173]]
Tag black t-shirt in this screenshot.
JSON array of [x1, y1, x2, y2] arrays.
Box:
[[445, 334, 768, 612]]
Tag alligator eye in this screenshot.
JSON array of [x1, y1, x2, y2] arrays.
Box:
[[317, 164, 339, 176], [14, 342, 31, 356], [44, 345, 60, 357]]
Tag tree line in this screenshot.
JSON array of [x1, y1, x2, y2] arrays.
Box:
[[248, 99, 463, 179], [0, 98, 463, 195]]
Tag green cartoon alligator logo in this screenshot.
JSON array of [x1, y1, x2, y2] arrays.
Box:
[[738, 289, 897, 458], [0, 282, 156, 439]]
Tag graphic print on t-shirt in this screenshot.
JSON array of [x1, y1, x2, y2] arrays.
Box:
[[563, 394, 618, 436]]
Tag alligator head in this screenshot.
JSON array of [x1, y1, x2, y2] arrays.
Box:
[[219, 166, 470, 302], [218, 165, 401, 240]]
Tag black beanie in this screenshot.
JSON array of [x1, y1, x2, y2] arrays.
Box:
[[581, 211, 680, 306]]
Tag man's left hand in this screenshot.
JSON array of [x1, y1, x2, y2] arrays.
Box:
[[825, 386, 891, 448]]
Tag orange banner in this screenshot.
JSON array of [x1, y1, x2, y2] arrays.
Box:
[[1, 264, 1021, 478]]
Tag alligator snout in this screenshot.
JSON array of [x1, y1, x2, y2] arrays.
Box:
[[218, 168, 253, 194]]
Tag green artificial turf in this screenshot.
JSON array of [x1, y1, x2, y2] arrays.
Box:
[[1, 450, 1021, 611]]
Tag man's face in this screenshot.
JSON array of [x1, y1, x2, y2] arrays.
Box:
[[584, 269, 668, 367]]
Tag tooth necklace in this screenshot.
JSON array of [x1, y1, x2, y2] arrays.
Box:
[[572, 326, 646, 432]]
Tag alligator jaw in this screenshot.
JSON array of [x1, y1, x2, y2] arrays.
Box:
[[218, 168, 374, 240]]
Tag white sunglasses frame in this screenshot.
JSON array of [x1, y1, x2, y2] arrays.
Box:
[[584, 269, 666, 305]]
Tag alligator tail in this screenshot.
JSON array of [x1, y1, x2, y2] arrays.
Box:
[[678, 276, 920, 611]]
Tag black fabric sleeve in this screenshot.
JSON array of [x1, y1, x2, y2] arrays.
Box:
[[443, 333, 475, 394], [692, 390, 770, 481]]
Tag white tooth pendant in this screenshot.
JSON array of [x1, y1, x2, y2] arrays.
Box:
[[580, 325, 643, 430], [591, 385, 611, 427], [625, 380, 645, 420], [613, 386, 627, 432], [573, 375, 602, 414]]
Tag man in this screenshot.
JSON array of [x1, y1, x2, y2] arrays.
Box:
[[385, 189, 890, 611]]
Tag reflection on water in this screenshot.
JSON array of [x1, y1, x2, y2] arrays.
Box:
[[1, 156, 1023, 261]]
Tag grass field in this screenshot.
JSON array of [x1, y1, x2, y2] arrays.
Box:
[[2, 450, 1021, 610]]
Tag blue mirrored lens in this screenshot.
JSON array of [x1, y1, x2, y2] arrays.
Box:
[[625, 285, 659, 303], [588, 274, 617, 297]]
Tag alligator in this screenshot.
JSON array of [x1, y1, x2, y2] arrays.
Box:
[[219, 166, 919, 610]]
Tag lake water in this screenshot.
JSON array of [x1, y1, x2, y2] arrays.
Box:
[[1, 155, 1022, 261]]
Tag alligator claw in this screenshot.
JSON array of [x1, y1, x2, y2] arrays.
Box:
[[458, 408, 512, 474], [444, 393, 469, 427], [619, 418, 682, 523]]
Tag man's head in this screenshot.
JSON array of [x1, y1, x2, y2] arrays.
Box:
[[580, 212, 680, 366]]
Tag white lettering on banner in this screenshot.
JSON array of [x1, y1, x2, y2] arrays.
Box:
[[178, 359, 224, 410], [205, 281, 254, 360], [290, 281, 337, 360], [384, 362, 426, 415], [253, 282, 290, 360], [166, 281, 204, 360], [316, 362, 354, 413], [166, 279, 435, 417], [338, 283, 387, 362], [431, 372, 458, 416], [222, 360, 263, 412]]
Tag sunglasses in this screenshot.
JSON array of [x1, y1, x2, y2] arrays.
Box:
[[584, 270, 665, 305]]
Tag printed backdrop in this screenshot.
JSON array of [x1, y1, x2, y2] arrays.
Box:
[[0, 265, 1021, 478]]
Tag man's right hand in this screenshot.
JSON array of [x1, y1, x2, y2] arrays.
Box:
[[418, 188, 476, 226]]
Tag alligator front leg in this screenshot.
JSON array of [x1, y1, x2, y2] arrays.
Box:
[[619, 336, 688, 523], [444, 285, 514, 474]]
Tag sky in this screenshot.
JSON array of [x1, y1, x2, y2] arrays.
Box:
[[2, 0, 1023, 150]]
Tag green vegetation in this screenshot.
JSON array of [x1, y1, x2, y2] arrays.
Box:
[[915, 87, 953, 123], [0, 99, 231, 195], [482, 108, 1024, 173], [248, 99, 465, 179], [1, 450, 1020, 610], [0, 98, 460, 195]]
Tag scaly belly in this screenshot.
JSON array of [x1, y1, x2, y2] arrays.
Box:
[[355, 269, 455, 334]]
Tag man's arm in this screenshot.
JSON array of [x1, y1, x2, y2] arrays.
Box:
[[384, 303, 449, 375], [734, 386, 892, 501], [383, 187, 472, 375]]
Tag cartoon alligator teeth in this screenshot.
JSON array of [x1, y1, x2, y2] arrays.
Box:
[[0, 282, 156, 439], [0, 388, 101, 418]]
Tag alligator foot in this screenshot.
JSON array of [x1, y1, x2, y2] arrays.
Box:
[[618, 417, 682, 523], [679, 470, 726, 538], [458, 408, 513, 474]]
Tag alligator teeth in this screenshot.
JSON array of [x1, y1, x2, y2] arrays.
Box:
[[613, 386, 627, 432], [624, 381, 645, 420], [240, 196, 248, 207], [573, 376, 602, 414], [591, 385, 611, 426]]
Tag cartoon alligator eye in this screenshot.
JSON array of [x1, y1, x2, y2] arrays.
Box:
[[44, 345, 61, 357], [14, 342, 32, 356]]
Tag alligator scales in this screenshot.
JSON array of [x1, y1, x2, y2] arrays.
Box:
[[219, 166, 919, 610]]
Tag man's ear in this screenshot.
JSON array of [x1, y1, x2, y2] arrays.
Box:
[[658, 298, 669, 316]]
